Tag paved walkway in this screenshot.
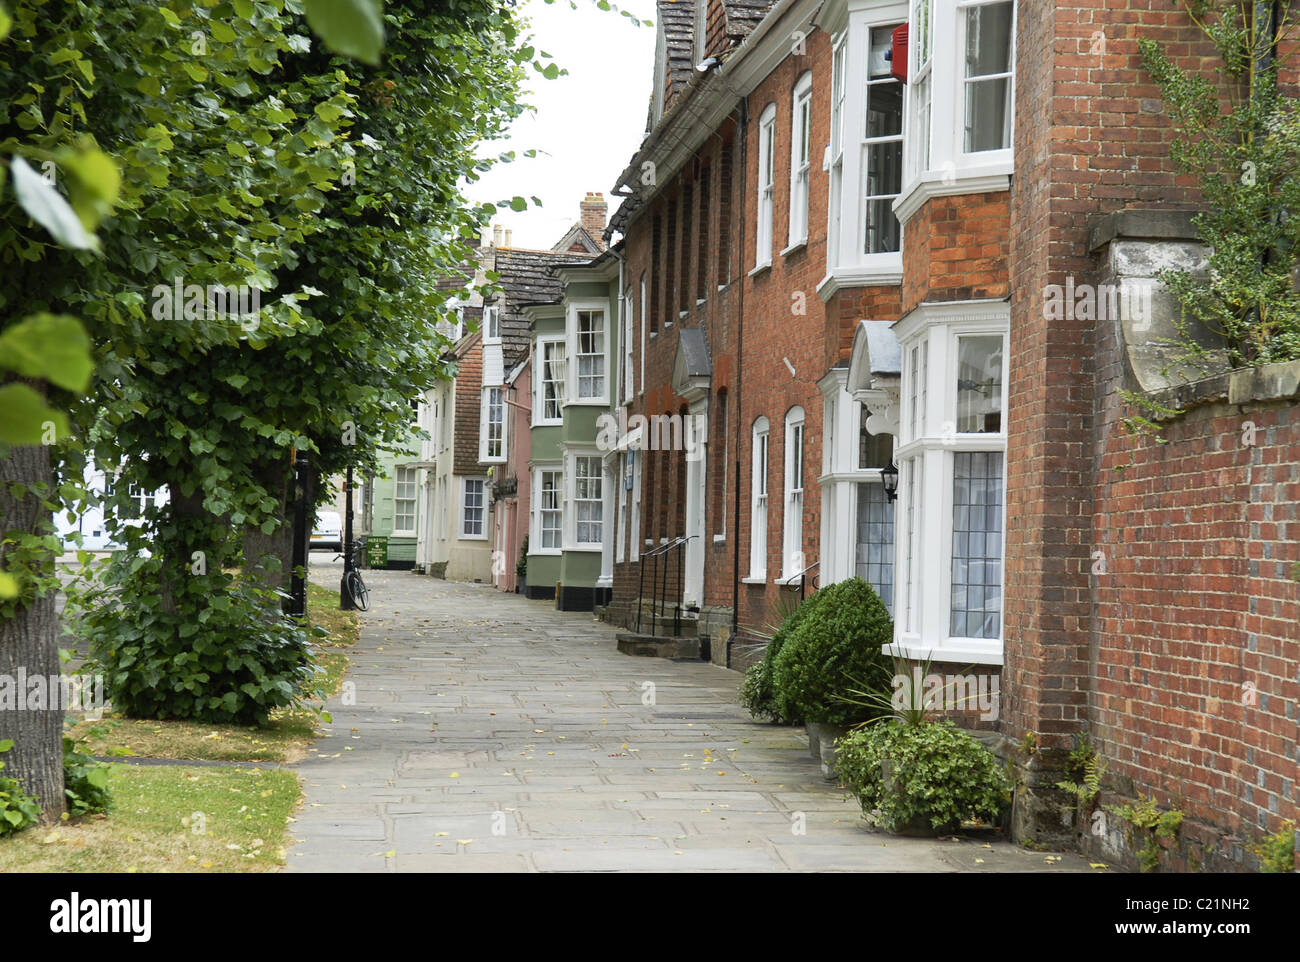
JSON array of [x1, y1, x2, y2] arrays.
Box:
[[287, 560, 1095, 872]]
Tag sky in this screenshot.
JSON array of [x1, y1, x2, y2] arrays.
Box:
[[465, 0, 659, 251]]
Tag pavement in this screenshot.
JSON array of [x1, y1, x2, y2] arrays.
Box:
[[285, 559, 1099, 873]]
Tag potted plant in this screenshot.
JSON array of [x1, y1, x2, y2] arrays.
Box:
[[834, 719, 1012, 835], [768, 578, 893, 772]]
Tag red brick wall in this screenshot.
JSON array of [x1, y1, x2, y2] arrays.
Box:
[[453, 340, 485, 477], [1087, 394, 1300, 865], [901, 192, 1010, 316]]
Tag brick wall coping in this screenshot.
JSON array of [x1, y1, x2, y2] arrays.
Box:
[[1148, 357, 1300, 420], [1088, 208, 1199, 253]]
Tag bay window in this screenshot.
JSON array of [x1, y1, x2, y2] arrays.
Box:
[[897, 0, 1016, 223], [536, 337, 565, 423], [571, 453, 603, 547], [567, 302, 608, 403], [480, 386, 506, 461], [963, 0, 1015, 153], [891, 301, 1008, 663], [822, 11, 906, 292], [535, 467, 562, 551], [788, 73, 813, 249]]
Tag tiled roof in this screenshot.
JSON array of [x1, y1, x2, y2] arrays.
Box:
[[659, 0, 696, 102], [492, 248, 593, 369], [721, 0, 775, 45]]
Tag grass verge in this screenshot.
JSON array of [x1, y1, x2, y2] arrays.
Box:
[[0, 765, 299, 873], [65, 580, 358, 763]]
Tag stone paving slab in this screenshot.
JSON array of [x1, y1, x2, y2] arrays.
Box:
[[284, 561, 1101, 874]]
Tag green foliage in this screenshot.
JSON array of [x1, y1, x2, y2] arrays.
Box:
[[71, 553, 326, 726], [1109, 794, 1184, 872], [1139, 2, 1300, 366], [1056, 732, 1107, 816], [835, 650, 938, 728], [0, 739, 41, 836], [62, 736, 112, 818], [516, 535, 528, 578], [771, 578, 893, 727], [737, 591, 813, 723], [834, 720, 1012, 833], [1252, 820, 1295, 873]]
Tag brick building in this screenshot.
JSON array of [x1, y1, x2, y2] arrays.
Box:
[[591, 0, 1298, 869]]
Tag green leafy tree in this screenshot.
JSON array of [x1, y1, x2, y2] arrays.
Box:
[[1140, 1, 1300, 366], [0, 0, 121, 820]]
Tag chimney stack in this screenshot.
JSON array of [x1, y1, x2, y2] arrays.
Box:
[[493, 225, 504, 248], [504, 228, 513, 249], [580, 192, 608, 250]]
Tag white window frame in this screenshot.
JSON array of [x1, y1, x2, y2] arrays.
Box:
[[535, 335, 566, 425], [822, 8, 908, 292], [479, 385, 507, 462], [532, 464, 563, 554], [566, 450, 604, 550], [460, 476, 488, 540], [616, 453, 629, 564], [622, 289, 635, 404], [896, 0, 1016, 223], [638, 277, 647, 396], [533, 465, 564, 556], [566, 299, 609, 405], [754, 104, 777, 269], [393, 465, 418, 536], [483, 304, 501, 344], [782, 407, 806, 580], [787, 72, 813, 250], [747, 416, 770, 580], [889, 300, 1009, 665], [629, 448, 642, 561]]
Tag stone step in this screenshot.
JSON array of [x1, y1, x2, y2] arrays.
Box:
[[615, 632, 702, 660]]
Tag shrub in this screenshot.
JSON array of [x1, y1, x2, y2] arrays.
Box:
[[835, 720, 1011, 833], [738, 592, 814, 723], [0, 739, 41, 837], [771, 578, 892, 727], [73, 556, 324, 726], [63, 738, 113, 818]]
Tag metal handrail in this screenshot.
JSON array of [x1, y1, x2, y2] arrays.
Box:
[[635, 535, 696, 637], [777, 558, 820, 600]]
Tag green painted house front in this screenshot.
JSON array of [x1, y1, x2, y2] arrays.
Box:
[[361, 426, 422, 569], [524, 248, 621, 611]]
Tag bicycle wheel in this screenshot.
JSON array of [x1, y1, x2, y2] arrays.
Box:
[[346, 570, 370, 612]]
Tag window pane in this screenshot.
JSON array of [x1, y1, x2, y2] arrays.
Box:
[[855, 481, 895, 615], [964, 1, 1014, 152], [950, 452, 1003, 638], [858, 412, 893, 470], [956, 334, 1004, 433], [865, 77, 902, 138], [965, 2, 1013, 76]]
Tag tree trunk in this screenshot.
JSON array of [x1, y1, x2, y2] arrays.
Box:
[[242, 456, 317, 611], [0, 442, 65, 823]]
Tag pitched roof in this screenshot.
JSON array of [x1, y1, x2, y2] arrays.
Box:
[[552, 223, 603, 255], [492, 247, 593, 368]]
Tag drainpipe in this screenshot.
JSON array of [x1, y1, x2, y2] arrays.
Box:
[[729, 96, 750, 663]]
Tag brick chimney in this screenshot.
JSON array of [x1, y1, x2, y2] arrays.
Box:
[[580, 192, 607, 250]]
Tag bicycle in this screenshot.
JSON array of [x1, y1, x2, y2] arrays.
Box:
[[337, 538, 369, 611]]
